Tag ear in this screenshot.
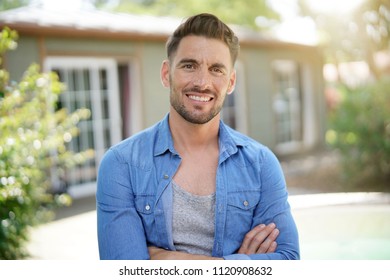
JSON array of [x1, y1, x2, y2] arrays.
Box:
[[227, 69, 236, 95], [161, 60, 170, 88]]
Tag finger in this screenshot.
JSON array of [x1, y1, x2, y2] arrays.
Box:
[[248, 224, 277, 254], [266, 241, 278, 253], [237, 224, 266, 254], [256, 228, 279, 254], [239, 223, 276, 254]]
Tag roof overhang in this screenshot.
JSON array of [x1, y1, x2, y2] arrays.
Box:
[[0, 5, 318, 50]]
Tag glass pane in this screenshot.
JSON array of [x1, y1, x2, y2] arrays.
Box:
[[51, 67, 99, 185], [272, 60, 302, 146]]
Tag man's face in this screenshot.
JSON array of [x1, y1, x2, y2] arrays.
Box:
[[161, 35, 236, 125]]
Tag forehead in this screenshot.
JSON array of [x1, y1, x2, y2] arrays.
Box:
[[173, 35, 232, 66]]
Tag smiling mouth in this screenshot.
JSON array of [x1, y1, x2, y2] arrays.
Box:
[[187, 94, 213, 102]]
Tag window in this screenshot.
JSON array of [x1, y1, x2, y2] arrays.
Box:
[[44, 57, 122, 194], [272, 60, 302, 153]]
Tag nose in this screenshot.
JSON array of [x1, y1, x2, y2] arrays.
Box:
[[192, 66, 212, 90]]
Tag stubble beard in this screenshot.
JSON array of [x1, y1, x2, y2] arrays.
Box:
[[170, 87, 224, 125]]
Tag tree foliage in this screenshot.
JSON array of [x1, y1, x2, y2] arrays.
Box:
[[327, 78, 390, 190], [0, 0, 29, 11], [298, 0, 390, 79], [0, 27, 93, 259], [298, 0, 390, 188]]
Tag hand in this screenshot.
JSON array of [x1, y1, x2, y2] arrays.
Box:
[[237, 223, 279, 255], [148, 246, 223, 260]]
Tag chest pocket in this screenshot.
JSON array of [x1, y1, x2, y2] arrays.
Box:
[[227, 191, 260, 211], [226, 191, 260, 241], [135, 195, 156, 234]]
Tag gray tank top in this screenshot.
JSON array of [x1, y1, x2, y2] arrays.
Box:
[[172, 181, 216, 256]]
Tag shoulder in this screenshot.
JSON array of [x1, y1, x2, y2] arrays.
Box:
[[222, 123, 279, 166], [102, 121, 161, 165], [223, 124, 272, 154]]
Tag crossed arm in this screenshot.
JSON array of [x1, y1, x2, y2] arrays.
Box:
[[148, 223, 279, 260]]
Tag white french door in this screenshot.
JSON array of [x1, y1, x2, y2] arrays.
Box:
[[45, 57, 122, 194]]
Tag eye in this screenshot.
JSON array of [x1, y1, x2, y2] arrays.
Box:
[[210, 67, 224, 75], [182, 63, 196, 70]]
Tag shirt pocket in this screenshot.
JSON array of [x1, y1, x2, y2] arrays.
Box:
[[227, 191, 260, 212], [225, 191, 260, 243], [135, 195, 156, 236]]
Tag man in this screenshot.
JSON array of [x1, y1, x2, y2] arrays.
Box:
[[97, 13, 299, 260]]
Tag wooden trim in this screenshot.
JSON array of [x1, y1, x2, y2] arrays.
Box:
[[37, 36, 46, 68], [1, 23, 169, 42]]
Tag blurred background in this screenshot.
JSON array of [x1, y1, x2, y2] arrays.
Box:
[[0, 0, 389, 260]]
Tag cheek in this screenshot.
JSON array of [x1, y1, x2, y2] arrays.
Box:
[[216, 78, 231, 94], [171, 71, 191, 88]]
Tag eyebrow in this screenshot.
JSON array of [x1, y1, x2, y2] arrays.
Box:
[[177, 58, 198, 66], [177, 58, 228, 71]]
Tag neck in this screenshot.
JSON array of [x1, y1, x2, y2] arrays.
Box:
[[169, 108, 220, 153]]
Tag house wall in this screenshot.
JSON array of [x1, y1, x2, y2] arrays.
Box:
[[239, 47, 274, 147], [5, 36, 41, 81], [239, 45, 326, 153], [138, 42, 169, 126]]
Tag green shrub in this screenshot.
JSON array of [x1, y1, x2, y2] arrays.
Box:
[[0, 27, 93, 259], [327, 79, 390, 190]]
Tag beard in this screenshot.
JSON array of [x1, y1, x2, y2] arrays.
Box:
[[171, 96, 222, 124], [170, 85, 225, 125]]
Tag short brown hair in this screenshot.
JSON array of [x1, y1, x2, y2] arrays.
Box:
[[166, 13, 240, 65]]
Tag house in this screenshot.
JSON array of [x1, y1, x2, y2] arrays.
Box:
[[0, 3, 326, 197]]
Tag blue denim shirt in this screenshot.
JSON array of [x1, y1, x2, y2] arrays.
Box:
[[96, 114, 300, 260]]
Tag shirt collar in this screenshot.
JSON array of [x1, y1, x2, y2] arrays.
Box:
[[154, 114, 176, 156], [153, 113, 248, 157], [218, 119, 248, 156]]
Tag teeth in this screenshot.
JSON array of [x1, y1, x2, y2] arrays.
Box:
[[188, 95, 211, 102]]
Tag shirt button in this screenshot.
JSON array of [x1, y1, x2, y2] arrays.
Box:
[[243, 200, 249, 207], [145, 204, 151, 211], [163, 174, 169, 179]]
